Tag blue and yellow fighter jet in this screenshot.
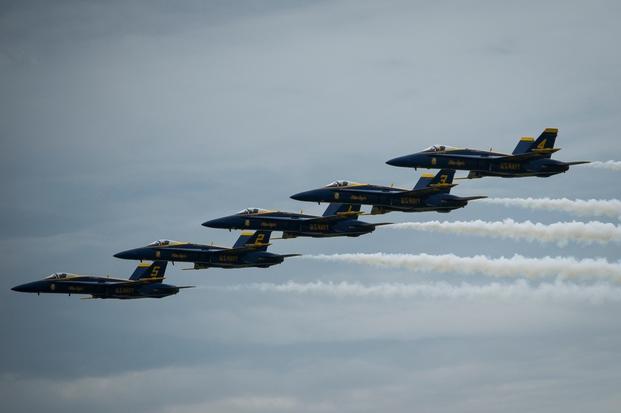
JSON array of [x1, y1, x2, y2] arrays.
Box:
[[114, 230, 299, 269], [290, 169, 486, 215], [203, 203, 390, 238], [386, 128, 590, 178], [11, 261, 191, 299]]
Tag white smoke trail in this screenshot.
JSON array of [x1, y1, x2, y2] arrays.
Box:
[[387, 219, 621, 246], [480, 197, 621, 220], [305, 253, 621, 282], [219, 280, 621, 302], [585, 160, 621, 171]]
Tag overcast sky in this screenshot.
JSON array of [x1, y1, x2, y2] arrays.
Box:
[[1, 1, 621, 412]]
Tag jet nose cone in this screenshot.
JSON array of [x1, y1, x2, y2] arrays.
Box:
[[290, 192, 304, 201], [114, 249, 142, 260], [202, 217, 227, 228], [385, 157, 399, 166], [386, 155, 413, 167], [11, 282, 36, 293], [290, 190, 315, 201]]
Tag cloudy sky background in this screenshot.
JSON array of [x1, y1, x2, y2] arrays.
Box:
[[1, 1, 621, 412]]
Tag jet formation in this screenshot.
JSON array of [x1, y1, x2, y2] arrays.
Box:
[[12, 128, 589, 299]]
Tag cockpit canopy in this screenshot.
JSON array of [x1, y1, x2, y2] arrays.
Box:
[[237, 208, 272, 215], [45, 272, 72, 279], [148, 239, 180, 247], [422, 145, 458, 152], [326, 180, 361, 187]]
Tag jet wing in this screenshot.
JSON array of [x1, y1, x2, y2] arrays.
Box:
[[495, 148, 563, 162], [156, 246, 220, 253], [246, 215, 314, 222], [60, 278, 165, 286], [53, 280, 126, 286], [129, 277, 166, 284], [306, 211, 365, 223], [431, 153, 505, 160], [398, 184, 458, 197], [335, 188, 401, 195], [228, 243, 272, 253]]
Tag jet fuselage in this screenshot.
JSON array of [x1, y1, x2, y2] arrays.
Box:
[[12, 276, 180, 299], [290, 186, 479, 214], [203, 212, 378, 238], [114, 244, 286, 269]]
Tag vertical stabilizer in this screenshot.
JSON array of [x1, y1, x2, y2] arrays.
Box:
[[129, 261, 167, 281], [233, 231, 272, 250]]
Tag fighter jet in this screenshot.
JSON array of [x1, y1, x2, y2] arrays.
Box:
[[203, 203, 390, 238], [114, 231, 299, 269], [11, 261, 191, 299], [386, 128, 590, 178], [290, 169, 486, 215]]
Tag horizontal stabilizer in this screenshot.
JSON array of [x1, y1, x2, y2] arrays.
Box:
[[465, 171, 483, 179], [454, 195, 487, 202], [565, 161, 591, 166], [279, 254, 303, 258]]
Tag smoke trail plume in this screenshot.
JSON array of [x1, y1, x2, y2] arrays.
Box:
[[585, 160, 621, 171], [305, 253, 621, 281], [387, 219, 621, 246], [480, 197, 621, 220], [220, 280, 621, 302]]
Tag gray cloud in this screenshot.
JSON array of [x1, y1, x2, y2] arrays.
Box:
[[2, 0, 621, 412]]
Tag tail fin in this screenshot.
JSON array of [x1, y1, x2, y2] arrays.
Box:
[[512, 128, 558, 156], [414, 169, 455, 191], [322, 203, 361, 218], [129, 261, 167, 282], [233, 230, 271, 250]]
